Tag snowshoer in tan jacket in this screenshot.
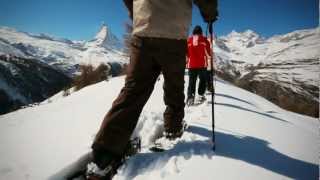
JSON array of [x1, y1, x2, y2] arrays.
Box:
[[86, 1, 218, 179]]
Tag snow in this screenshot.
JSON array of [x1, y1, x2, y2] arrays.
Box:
[[80, 44, 127, 67], [213, 27, 320, 101], [0, 27, 82, 63], [80, 25, 127, 67], [216, 28, 320, 67], [93, 24, 123, 51], [0, 75, 318, 180], [0, 26, 128, 75], [0, 40, 25, 57]]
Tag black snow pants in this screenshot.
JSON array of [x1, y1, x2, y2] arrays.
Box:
[[187, 68, 207, 98]]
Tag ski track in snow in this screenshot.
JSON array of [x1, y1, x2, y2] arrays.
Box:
[[0, 76, 318, 180]]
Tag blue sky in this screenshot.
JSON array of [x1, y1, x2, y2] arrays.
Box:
[[0, 0, 318, 41]]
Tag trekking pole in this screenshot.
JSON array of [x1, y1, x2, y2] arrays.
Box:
[[208, 22, 216, 151]]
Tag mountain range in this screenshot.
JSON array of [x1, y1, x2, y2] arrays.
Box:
[[213, 28, 319, 117], [0, 26, 319, 117], [0, 25, 128, 114], [0, 25, 127, 76]]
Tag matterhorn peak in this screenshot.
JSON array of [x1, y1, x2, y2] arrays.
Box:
[[94, 24, 110, 43], [92, 23, 122, 51]]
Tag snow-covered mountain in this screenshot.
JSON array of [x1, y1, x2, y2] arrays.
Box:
[[0, 25, 128, 114], [213, 28, 320, 117], [0, 25, 128, 76], [92, 24, 123, 51], [0, 75, 318, 180], [0, 54, 71, 114], [80, 25, 126, 68]]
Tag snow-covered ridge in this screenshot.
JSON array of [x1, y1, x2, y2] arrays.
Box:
[[0, 25, 128, 76], [215, 27, 319, 67], [0, 75, 318, 180], [214, 27, 319, 117], [0, 25, 128, 115]]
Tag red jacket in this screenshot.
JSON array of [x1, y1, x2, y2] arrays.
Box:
[[187, 35, 212, 69]]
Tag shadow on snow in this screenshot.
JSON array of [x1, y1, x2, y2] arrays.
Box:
[[122, 125, 317, 180], [214, 102, 289, 123], [215, 93, 257, 108]]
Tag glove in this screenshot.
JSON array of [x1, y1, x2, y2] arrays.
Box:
[[202, 11, 218, 23], [194, 0, 219, 23]]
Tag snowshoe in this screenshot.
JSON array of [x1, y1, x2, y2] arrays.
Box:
[[85, 160, 121, 180], [149, 121, 188, 152], [197, 95, 206, 103], [67, 137, 141, 180], [86, 137, 141, 180], [188, 95, 206, 106], [186, 96, 195, 106]]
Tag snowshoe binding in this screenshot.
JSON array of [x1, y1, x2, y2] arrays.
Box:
[[86, 137, 141, 180], [67, 137, 141, 180]]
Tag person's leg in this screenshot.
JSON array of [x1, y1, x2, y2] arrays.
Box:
[[198, 68, 207, 96], [92, 36, 161, 159], [206, 70, 213, 92], [157, 38, 186, 136], [187, 69, 198, 98]]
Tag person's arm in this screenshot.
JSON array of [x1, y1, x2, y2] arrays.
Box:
[[186, 42, 190, 65], [205, 43, 211, 70], [186, 38, 192, 67], [123, 0, 133, 19], [205, 38, 216, 70], [193, 0, 218, 23], [186, 49, 189, 65], [205, 38, 212, 57]]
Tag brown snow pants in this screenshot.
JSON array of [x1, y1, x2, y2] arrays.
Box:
[[92, 36, 186, 156]]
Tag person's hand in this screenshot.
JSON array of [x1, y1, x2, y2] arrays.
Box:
[[201, 11, 218, 23], [194, 0, 219, 23]]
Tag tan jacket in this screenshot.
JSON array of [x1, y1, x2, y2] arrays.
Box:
[[133, 0, 192, 39], [124, 0, 218, 40]]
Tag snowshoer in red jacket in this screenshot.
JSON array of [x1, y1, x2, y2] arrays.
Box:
[[186, 25, 212, 106]]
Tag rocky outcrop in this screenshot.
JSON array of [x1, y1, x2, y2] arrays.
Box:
[[234, 62, 319, 117]]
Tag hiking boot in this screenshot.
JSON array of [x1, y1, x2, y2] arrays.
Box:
[[186, 96, 194, 106], [151, 121, 188, 151], [86, 162, 113, 180], [86, 150, 122, 180], [164, 121, 188, 140], [197, 95, 206, 103], [86, 138, 142, 180]]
